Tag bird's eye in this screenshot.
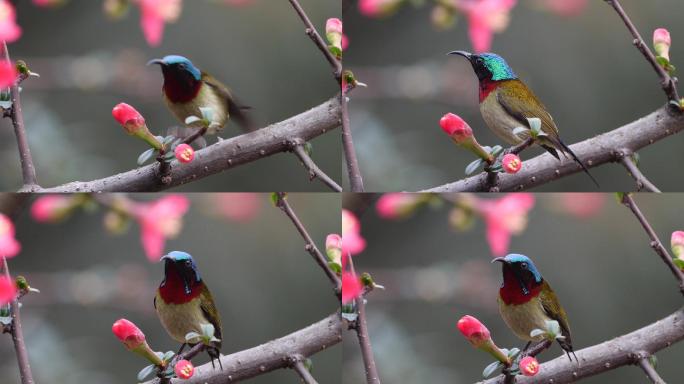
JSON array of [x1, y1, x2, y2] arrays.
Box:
[[184, 260, 191, 265], [521, 262, 528, 269]]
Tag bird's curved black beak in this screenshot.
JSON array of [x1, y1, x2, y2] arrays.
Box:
[[491, 257, 507, 264], [448, 50, 473, 61], [159, 254, 171, 262], [147, 58, 165, 67]]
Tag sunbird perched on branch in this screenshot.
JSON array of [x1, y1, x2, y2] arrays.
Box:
[[148, 55, 254, 136], [155, 251, 223, 368], [493, 254, 577, 361], [449, 51, 598, 187]]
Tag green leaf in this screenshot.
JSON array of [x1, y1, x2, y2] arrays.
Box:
[[490, 145, 503, 157], [137, 148, 156, 166], [199, 106, 215, 122], [304, 142, 313, 157], [0, 316, 12, 325], [162, 136, 176, 146], [649, 354, 658, 369], [512, 127, 528, 136], [270, 193, 280, 206], [137, 364, 157, 382], [328, 45, 342, 59], [527, 118, 541, 135], [185, 332, 201, 342], [162, 351, 175, 362], [185, 116, 202, 125], [508, 348, 521, 359], [530, 329, 545, 338], [341, 312, 358, 321], [482, 361, 502, 378], [328, 262, 341, 274], [201, 323, 215, 338], [465, 158, 484, 175], [546, 320, 561, 336], [673, 258, 684, 270]]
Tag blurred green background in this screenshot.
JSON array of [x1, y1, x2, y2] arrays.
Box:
[[342, 192, 684, 383], [0, 193, 341, 384], [0, 1, 340, 191], [343, 0, 684, 191]]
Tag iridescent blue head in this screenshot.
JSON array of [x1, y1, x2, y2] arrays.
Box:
[[148, 55, 202, 80], [448, 51, 517, 82], [492, 253, 542, 295], [160, 251, 202, 294]]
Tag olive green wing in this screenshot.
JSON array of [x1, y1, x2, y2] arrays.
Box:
[[199, 285, 223, 349], [495, 80, 560, 139], [201, 72, 255, 132], [539, 281, 572, 346]]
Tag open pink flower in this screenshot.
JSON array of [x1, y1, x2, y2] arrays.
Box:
[[342, 209, 366, 255], [0, 60, 17, 88], [342, 271, 362, 304], [502, 153, 522, 174], [212, 193, 261, 222], [174, 144, 195, 163], [0, 214, 20, 258], [0, 0, 21, 43], [136, 195, 190, 262], [477, 194, 535, 256], [31, 195, 74, 223], [112, 318, 146, 350], [519, 356, 540, 376], [456, 0, 517, 53], [138, 0, 182, 47], [0, 276, 17, 305], [174, 359, 195, 379]]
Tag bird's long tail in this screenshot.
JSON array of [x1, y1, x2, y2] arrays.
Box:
[[558, 139, 600, 188]]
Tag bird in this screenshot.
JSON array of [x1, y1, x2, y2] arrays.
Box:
[[147, 55, 254, 136], [154, 251, 223, 368], [448, 51, 598, 187], [492, 254, 577, 362]]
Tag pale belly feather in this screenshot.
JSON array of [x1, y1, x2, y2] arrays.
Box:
[[480, 91, 526, 145], [498, 297, 551, 342], [164, 85, 228, 135], [155, 293, 210, 344]]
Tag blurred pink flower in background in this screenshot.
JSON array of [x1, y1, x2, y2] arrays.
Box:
[[476, 193, 535, 256], [211, 193, 261, 222], [455, 0, 517, 53], [342, 271, 362, 304], [0, 60, 17, 88], [137, 0, 182, 46], [358, 0, 402, 18], [223, 0, 254, 5], [0, 0, 21, 43], [32, 0, 65, 7], [0, 214, 20, 258], [31, 195, 73, 223], [0, 276, 17, 305], [342, 209, 366, 255], [538, 0, 588, 17], [557, 193, 605, 218], [136, 195, 190, 261], [376, 193, 423, 219]]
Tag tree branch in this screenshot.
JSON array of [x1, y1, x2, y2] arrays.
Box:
[[274, 193, 342, 296], [620, 194, 684, 295], [144, 313, 341, 384], [605, 0, 680, 102], [37, 97, 341, 192], [290, 356, 319, 384], [354, 297, 381, 384], [290, 139, 343, 192], [478, 308, 684, 384], [2, 257, 35, 384], [637, 354, 665, 384], [619, 154, 661, 192], [2, 42, 38, 190], [342, 93, 365, 192], [421, 106, 684, 192], [287, 0, 342, 82]]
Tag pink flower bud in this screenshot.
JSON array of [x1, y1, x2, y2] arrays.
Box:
[[0, 276, 18, 305], [457, 315, 491, 347], [519, 356, 540, 376], [0, 60, 17, 88], [112, 103, 146, 134], [174, 359, 195, 379], [174, 144, 195, 163], [326, 234, 342, 265], [112, 318, 146, 350], [439, 113, 473, 142], [326, 18, 343, 57], [326, 18, 342, 35], [342, 271, 362, 304], [654, 28, 671, 61], [502, 153, 522, 174], [671, 231, 684, 259]]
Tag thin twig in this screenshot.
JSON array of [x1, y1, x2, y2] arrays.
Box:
[[619, 153, 661, 192], [2, 257, 35, 384], [291, 356, 319, 384], [637, 354, 665, 384], [287, 0, 342, 81], [509, 137, 535, 155], [290, 140, 342, 192], [341, 93, 365, 191], [2, 42, 38, 190], [274, 193, 342, 296], [605, 0, 680, 102], [621, 194, 684, 295]]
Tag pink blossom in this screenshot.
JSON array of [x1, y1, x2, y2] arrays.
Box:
[[477, 194, 535, 256], [519, 356, 540, 376], [0, 0, 21, 43], [112, 103, 146, 134], [136, 195, 190, 262], [174, 359, 195, 379], [0, 214, 20, 258], [654, 28, 672, 61], [341, 35, 349, 51], [326, 234, 342, 265], [376, 193, 421, 219], [342, 271, 362, 304], [212, 193, 261, 222], [439, 113, 473, 142], [0, 276, 17, 305], [174, 143, 195, 164], [112, 318, 147, 350], [671, 231, 684, 260], [358, 0, 401, 18], [455, 0, 517, 53], [342, 209, 366, 255], [0, 60, 17, 88], [32, 0, 64, 7], [539, 0, 588, 16], [558, 193, 605, 218], [457, 315, 491, 347], [501, 153, 522, 174], [138, 0, 182, 47], [31, 195, 73, 223]]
